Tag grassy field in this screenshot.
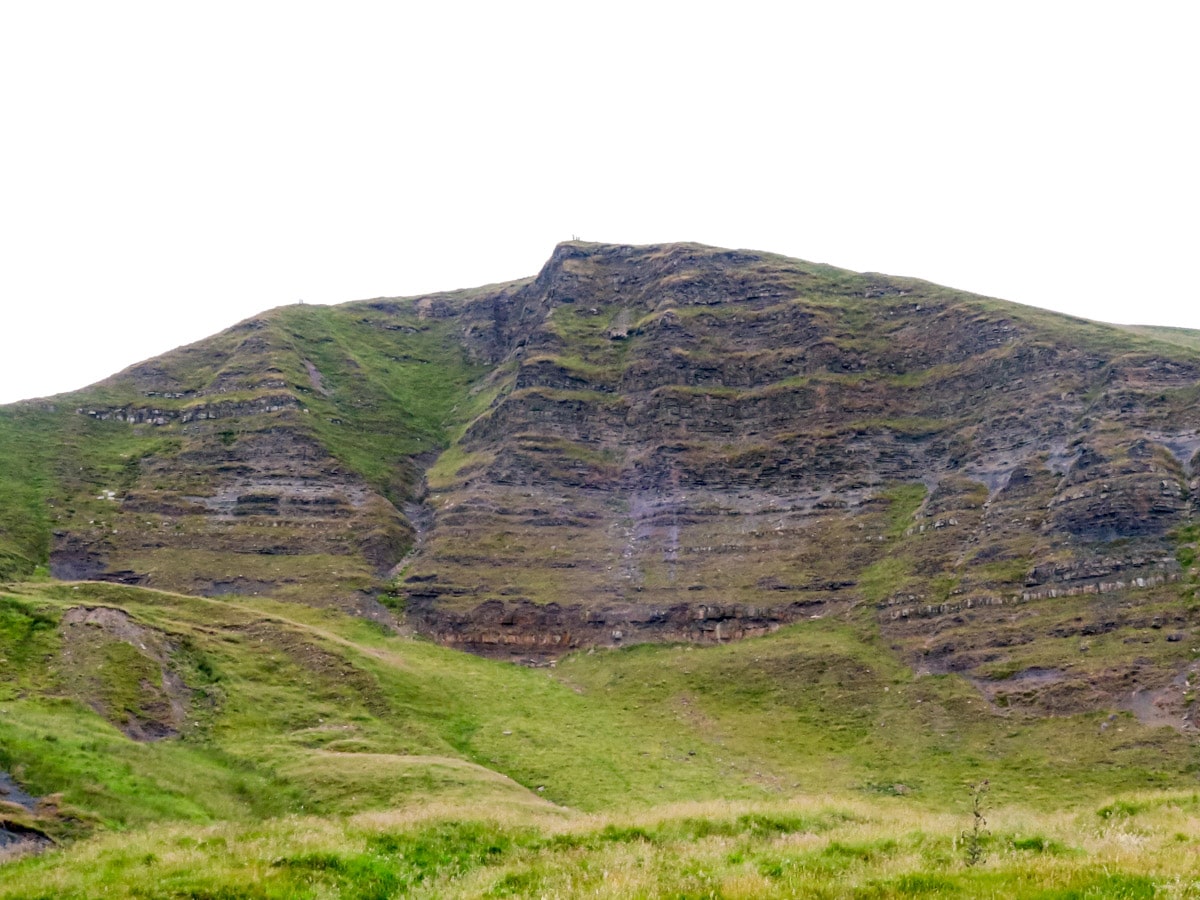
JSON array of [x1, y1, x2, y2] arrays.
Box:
[[3, 581, 1200, 896], [10, 792, 1200, 898]]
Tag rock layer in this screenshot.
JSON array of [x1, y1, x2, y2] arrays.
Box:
[[399, 243, 1200, 656]]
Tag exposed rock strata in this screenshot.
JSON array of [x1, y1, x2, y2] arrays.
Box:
[[5, 241, 1198, 663], [407, 598, 831, 663], [400, 243, 1200, 655]]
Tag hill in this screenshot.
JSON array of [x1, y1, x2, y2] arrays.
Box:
[[4, 242, 1199, 664], [2, 241, 1200, 895]]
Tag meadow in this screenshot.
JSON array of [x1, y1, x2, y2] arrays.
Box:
[[3, 581, 1200, 897]]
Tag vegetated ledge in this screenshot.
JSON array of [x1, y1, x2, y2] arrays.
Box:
[[880, 569, 1181, 621], [405, 597, 833, 664]]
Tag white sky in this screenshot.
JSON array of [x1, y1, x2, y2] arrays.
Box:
[[2, 1, 1197, 405]]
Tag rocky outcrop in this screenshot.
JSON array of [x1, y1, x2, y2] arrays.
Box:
[[77, 393, 302, 425], [408, 597, 830, 663]]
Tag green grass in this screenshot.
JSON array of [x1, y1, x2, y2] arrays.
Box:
[[1117, 323, 1200, 353], [0, 409, 57, 578], [881, 484, 928, 538], [425, 444, 493, 491], [2, 579, 1200, 893], [6, 583, 1198, 825], [0, 405, 188, 581], [8, 791, 1200, 898], [1174, 524, 1200, 574], [271, 304, 489, 501], [859, 557, 916, 603]]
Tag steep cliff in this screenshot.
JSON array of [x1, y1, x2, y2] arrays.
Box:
[[400, 243, 1200, 666]]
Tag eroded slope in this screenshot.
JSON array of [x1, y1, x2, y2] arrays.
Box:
[[0, 296, 504, 614], [400, 243, 1200, 666]]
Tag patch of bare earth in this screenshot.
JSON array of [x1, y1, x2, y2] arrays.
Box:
[[58, 606, 192, 741]]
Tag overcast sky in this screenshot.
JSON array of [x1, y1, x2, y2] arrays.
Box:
[[2, 2, 1197, 405]]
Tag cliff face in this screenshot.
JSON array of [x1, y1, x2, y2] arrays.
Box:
[[401, 243, 1200, 663], [2, 242, 1198, 678]]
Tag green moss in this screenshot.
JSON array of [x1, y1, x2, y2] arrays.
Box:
[[426, 445, 492, 491]]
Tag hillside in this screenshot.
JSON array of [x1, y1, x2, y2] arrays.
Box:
[[4, 581, 1200, 896], [3, 241, 1200, 894], [4, 243, 1199, 658]]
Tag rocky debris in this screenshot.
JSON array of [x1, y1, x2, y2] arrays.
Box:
[[1117, 663, 1200, 732], [303, 359, 331, 396], [58, 606, 192, 741], [49, 534, 111, 581]]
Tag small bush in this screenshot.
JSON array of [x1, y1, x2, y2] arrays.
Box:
[[960, 780, 990, 867]]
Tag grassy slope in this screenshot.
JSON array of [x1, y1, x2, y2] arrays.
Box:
[[0, 404, 169, 581], [1118, 323, 1200, 354], [0, 302, 489, 602], [0, 409, 55, 578], [3, 582, 1200, 896], [270, 303, 491, 500], [84, 299, 493, 503]]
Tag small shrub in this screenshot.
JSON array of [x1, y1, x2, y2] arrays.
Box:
[[893, 871, 958, 893], [487, 869, 543, 897], [960, 780, 990, 866]]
